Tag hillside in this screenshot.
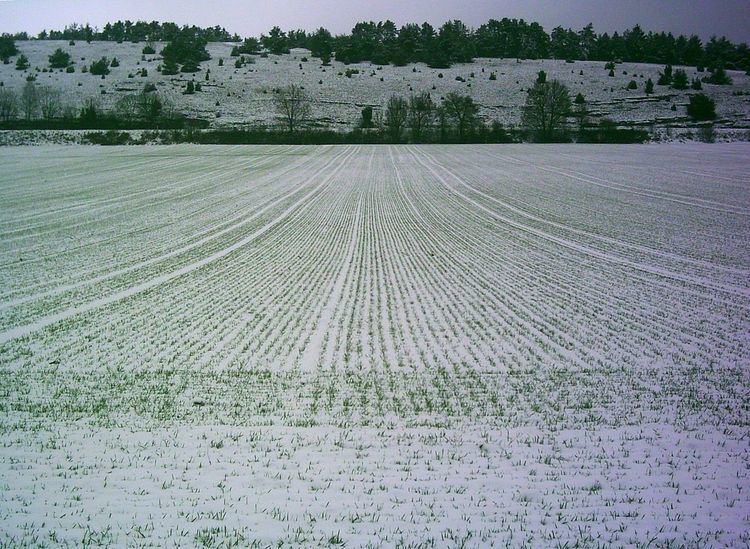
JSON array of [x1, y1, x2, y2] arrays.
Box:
[[2, 40, 750, 136]]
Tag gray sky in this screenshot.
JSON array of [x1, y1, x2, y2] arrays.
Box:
[[1, 0, 748, 42]]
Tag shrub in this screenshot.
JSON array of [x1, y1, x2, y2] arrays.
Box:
[[184, 81, 195, 94], [66, 65, 75, 73], [89, 57, 110, 75], [574, 92, 585, 104], [489, 72, 496, 81], [687, 93, 716, 120], [15, 54, 29, 71], [645, 78, 654, 94], [181, 60, 199, 73], [161, 58, 178, 75], [536, 70, 546, 84], [83, 130, 131, 145], [691, 78, 702, 90], [142, 44, 156, 55], [627, 80, 637, 90], [605, 61, 616, 71], [703, 67, 732, 85], [49, 48, 72, 69], [110, 57, 120, 68], [608, 69, 614, 77]]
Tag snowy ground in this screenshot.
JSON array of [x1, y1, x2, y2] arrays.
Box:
[[0, 144, 749, 546], [2, 40, 750, 131]]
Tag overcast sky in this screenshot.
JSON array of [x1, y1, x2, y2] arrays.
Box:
[[1, 0, 748, 42]]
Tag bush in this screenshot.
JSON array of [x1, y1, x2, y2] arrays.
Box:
[[645, 78, 654, 94], [536, 70, 546, 84], [66, 65, 75, 73], [110, 57, 120, 68], [181, 60, 200, 73], [691, 78, 702, 90], [184, 81, 195, 94], [687, 93, 716, 120], [89, 57, 110, 75], [161, 59, 178, 75], [605, 61, 616, 71], [161, 34, 210, 70], [608, 69, 614, 77], [142, 44, 156, 55], [574, 92, 585, 104], [627, 80, 637, 90], [83, 130, 131, 145], [15, 54, 29, 70], [703, 67, 732, 85], [48, 48, 72, 69]]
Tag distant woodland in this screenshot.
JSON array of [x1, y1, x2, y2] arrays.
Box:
[[2, 18, 749, 71]]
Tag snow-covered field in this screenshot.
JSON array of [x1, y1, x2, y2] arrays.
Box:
[[2, 40, 750, 131], [1, 143, 749, 546]]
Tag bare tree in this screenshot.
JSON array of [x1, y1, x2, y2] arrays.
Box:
[[408, 92, 434, 142], [273, 84, 311, 133], [115, 94, 139, 119], [0, 88, 18, 121], [384, 94, 408, 142], [20, 81, 39, 120], [521, 79, 571, 141], [442, 93, 479, 141], [38, 86, 63, 119]]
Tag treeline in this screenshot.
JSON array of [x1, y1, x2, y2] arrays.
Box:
[[4, 21, 239, 43], [255, 20, 750, 71], [6, 18, 750, 71]]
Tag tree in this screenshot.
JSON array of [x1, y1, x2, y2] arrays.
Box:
[[407, 92, 434, 142], [262, 26, 290, 55], [687, 93, 716, 120], [48, 48, 72, 68], [384, 94, 408, 142], [536, 70, 547, 84], [273, 84, 311, 132], [442, 93, 480, 140], [20, 81, 39, 120], [645, 78, 654, 94], [671, 69, 688, 89], [161, 33, 210, 70], [521, 79, 571, 141], [0, 35, 18, 62], [0, 88, 18, 121], [704, 67, 732, 85], [142, 43, 155, 55], [360, 106, 374, 128], [657, 64, 672, 85], [309, 27, 333, 59], [184, 81, 195, 94], [89, 57, 111, 75], [38, 86, 63, 118], [15, 54, 29, 70]]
